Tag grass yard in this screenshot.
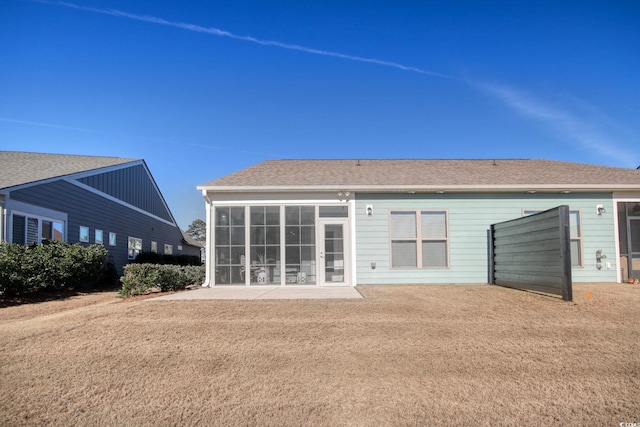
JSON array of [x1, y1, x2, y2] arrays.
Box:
[[1, 283, 639, 426]]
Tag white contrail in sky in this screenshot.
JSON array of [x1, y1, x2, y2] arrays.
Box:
[[39, 0, 452, 79], [0, 117, 97, 132], [0, 117, 290, 158], [24, 0, 636, 166], [477, 82, 632, 166]]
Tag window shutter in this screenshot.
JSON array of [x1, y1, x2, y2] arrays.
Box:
[[26, 218, 39, 245], [12, 215, 26, 244]]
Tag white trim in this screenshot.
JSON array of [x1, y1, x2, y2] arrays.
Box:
[[67, 179, 176, 227], [5, 200, 68, 243], [0, 194, 5, 242], [9, 209, 67, 244], [79, 225, 90, 243], [204, 200, 355, 287], [5, 199, 67, 222], [199, 184, 639, 193], [349, 198, 357, 286], [318, 217, 351, 286], [74, 160, 182, 227], [132, 160, 180, 227], [202, 195, 213, 287], [69, 160, 145, 180], [613, 192, 640, 200], [388, 209, 450, 269], [613, 201, 622, 283], [203, 191, 349, 203], [4, 159, 180, 229], [3, 160, 141, 193], [95, 229, 104, 245], [612, 197, 640, 283], [244, 205, 251, 287], [127, 236, 142, 260]]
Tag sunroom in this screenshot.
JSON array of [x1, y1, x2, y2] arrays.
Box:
[[207, 200, 353, 287]]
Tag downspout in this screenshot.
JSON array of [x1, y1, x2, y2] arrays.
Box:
[[201, 190, 213, 287], [612, 201, 622, 283], [349, 197, 357, 286], [0, 194, 5, 243]]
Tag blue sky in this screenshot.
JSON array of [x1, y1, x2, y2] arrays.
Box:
[[1, 0, 639, 229]]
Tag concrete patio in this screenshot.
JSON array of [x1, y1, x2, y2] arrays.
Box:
[[148, 286, 363, 300]]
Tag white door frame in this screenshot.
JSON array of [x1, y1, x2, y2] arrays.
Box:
[[628, 216, 640, 280], [317, 218, 351, 286]]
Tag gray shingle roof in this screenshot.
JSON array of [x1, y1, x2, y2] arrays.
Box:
[[0, 151, 139, 190], [199, 159, 640, 191]]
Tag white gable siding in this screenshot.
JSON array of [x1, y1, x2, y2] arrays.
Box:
[[355, 193, 617, 284]]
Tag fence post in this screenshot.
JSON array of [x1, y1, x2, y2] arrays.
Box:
[[488, 226, 495, 285], [559, 205, 573, 302]]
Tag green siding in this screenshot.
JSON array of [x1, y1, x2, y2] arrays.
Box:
[[355, 193, 617, 284]]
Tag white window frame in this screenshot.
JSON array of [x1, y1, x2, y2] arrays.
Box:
[[523, 209, 584, 267], [95, 229, 104, 245], [109, 232, 117, 246], [151, 241, 158, 253], [10, 212, 65, 245], [128, 236, 142, 260], [164, 244, 173, 255], [7, 202, 67, 245], [41, 219, 64, 243], [389, 209, 449, 269], [79, 226, 90, 243]]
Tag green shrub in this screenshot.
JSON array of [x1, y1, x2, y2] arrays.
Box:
[[0, 241, 109, 297], [0, 243, 29, 296], [119, 264, 205, 297], [119, 264, 161, 297]]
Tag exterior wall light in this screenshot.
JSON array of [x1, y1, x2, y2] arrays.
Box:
[[366, 205, 373, 216], [596, 204, 606, 215]]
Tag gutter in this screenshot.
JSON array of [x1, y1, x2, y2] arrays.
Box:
[[197, 184, 639, 194]]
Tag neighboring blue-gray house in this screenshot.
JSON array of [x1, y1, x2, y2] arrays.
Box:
[[0, 151, 201, 273], [197, 159, 640, 287]]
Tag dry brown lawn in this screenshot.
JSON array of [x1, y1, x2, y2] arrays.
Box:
[[1, 283, 639, 426]]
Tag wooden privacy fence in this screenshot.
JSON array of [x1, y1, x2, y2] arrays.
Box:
[[490, 205, 572, 301]]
